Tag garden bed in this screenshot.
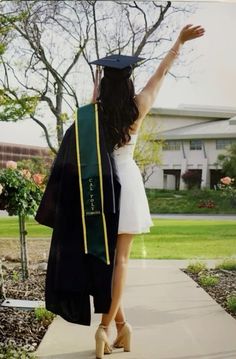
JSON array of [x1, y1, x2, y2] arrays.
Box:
[[182, 265, 236, 320], [146, 189, 236, 214], [0, 264, 54, 358]]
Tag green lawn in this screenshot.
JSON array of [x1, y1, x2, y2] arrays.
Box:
[[132, 219, 236, 259], [0, 216, 52, 238], [0, 217, 235, 259]]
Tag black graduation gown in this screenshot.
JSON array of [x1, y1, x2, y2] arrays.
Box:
[[35, 117, 121, 326]]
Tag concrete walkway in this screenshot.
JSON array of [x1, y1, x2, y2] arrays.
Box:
[[1, 211, 236, 220], [35, 259, 236, 359], [152, 214, 236, 220]]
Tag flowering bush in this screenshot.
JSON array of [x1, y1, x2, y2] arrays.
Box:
[[197, 199, 216, 209], [0, 161, 45, 280], [181, 170, 202, 189], [0, 161, 44, 216], [218, 177, 236, 207], [220, 177, 233, 186], [6, 160, 17, 169]]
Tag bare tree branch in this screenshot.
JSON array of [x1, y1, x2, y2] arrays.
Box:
[[1, 0, 196, 153], [134, 2, 171, 56], [30, 114, 57, 154]]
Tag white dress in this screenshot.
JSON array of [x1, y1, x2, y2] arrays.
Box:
[[111, 133, 154, 234]]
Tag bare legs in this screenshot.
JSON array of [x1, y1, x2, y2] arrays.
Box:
[[114, 304, 126, 333], [100, 233, 134, 330]]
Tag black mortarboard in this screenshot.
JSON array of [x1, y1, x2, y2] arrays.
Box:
[[90, 54, 145, 69]]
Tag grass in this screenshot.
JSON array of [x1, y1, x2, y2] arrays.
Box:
[[34, 307, 55, 323], [0, 216, 52, 238], [215, 258, 236, 270], [146, 188, 236, 214], [199, 275, 220, 287], [226, 295, 236, 313], [186, 261, 207, 274], [131, 219, 236, 259], [0, 217, 236, 260]]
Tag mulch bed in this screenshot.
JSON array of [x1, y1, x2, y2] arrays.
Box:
[[0, 263, 51, 355], [182, 267, 236, 320]]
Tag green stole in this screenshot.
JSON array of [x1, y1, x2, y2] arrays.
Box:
[[75, 103, 110, 265]]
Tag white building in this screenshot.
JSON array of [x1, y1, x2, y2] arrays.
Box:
[[145, 105, 236, 190]]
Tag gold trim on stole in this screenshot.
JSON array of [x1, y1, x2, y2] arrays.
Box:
[[75, 111, 88, 254], [95, 104, 110, 265]]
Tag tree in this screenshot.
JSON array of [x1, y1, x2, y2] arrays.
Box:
[[0, 1, 195, 151], [217, 143, 236, 180], [0, 11, 38, 128], [0, 1, 88, 153], [0, 161, 44, 279], [134, 118, 162, 184]]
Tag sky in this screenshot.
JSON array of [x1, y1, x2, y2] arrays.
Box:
[[1, 1, 236, 147], [156, 1, 236, 108]]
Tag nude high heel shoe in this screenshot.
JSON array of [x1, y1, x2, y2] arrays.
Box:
[[95, 324, 112, 359], [113, 321, 132, 352]]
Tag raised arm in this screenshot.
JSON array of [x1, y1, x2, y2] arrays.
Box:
[[135, 24, 205, 120], [91, 66, 102, 103]]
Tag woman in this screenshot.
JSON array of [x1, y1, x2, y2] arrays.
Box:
[[93, 24, 205, 359]]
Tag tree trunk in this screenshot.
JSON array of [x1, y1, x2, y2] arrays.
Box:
[[56, 115, 64, 146], [19, 214, 29, 280], [56, 82, 64, 146], [0, 260, 6, 300]]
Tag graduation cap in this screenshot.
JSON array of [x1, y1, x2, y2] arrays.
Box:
[[90, 54, 145, 69]]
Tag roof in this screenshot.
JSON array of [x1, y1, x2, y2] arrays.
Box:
[[156, 119, 236, 140], [150, 105, 236, 120], [0, 141, 49, 150]]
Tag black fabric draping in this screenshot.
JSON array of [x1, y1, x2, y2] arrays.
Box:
[[35, 115, 121, 325]]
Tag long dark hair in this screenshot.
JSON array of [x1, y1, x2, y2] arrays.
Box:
[[97, 66, 139, 152]]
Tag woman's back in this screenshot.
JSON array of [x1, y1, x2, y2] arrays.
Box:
[[111, 133, 138, 163], [110, 131, 153, 235]]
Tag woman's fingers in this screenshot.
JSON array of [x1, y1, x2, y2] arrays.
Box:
[[179, 24, 205, 42], [184, 24, 193, 28]]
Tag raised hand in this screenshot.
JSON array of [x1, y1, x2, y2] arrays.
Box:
[[178, 24, 205, 44]]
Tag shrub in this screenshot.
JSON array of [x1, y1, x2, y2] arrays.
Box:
[[34, 306, 55, 325], [199, 275, 219, 287], [0, 163, 44, 279], [0, 343, 36, 358], [0, 165, 44, 216], [197, 199, 216, 209], [215, 258, 236, 271], [181, 170, 202, 189], [226, 294, 236, 313], [217, 177, 236, 207], [187, 261, 207, 274]]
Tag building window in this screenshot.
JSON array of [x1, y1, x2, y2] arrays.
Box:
[[216, 139, 236, 150], [163, 140, 181, 151], [190, 140, 202, 150]]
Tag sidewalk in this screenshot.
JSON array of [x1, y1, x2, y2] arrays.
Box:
[[35, 259, 236, 359], [152, 214, 236, 220]]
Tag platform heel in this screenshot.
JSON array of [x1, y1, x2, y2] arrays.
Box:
[[95, 324, 112, 358], [113, 321, 132, 352]]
